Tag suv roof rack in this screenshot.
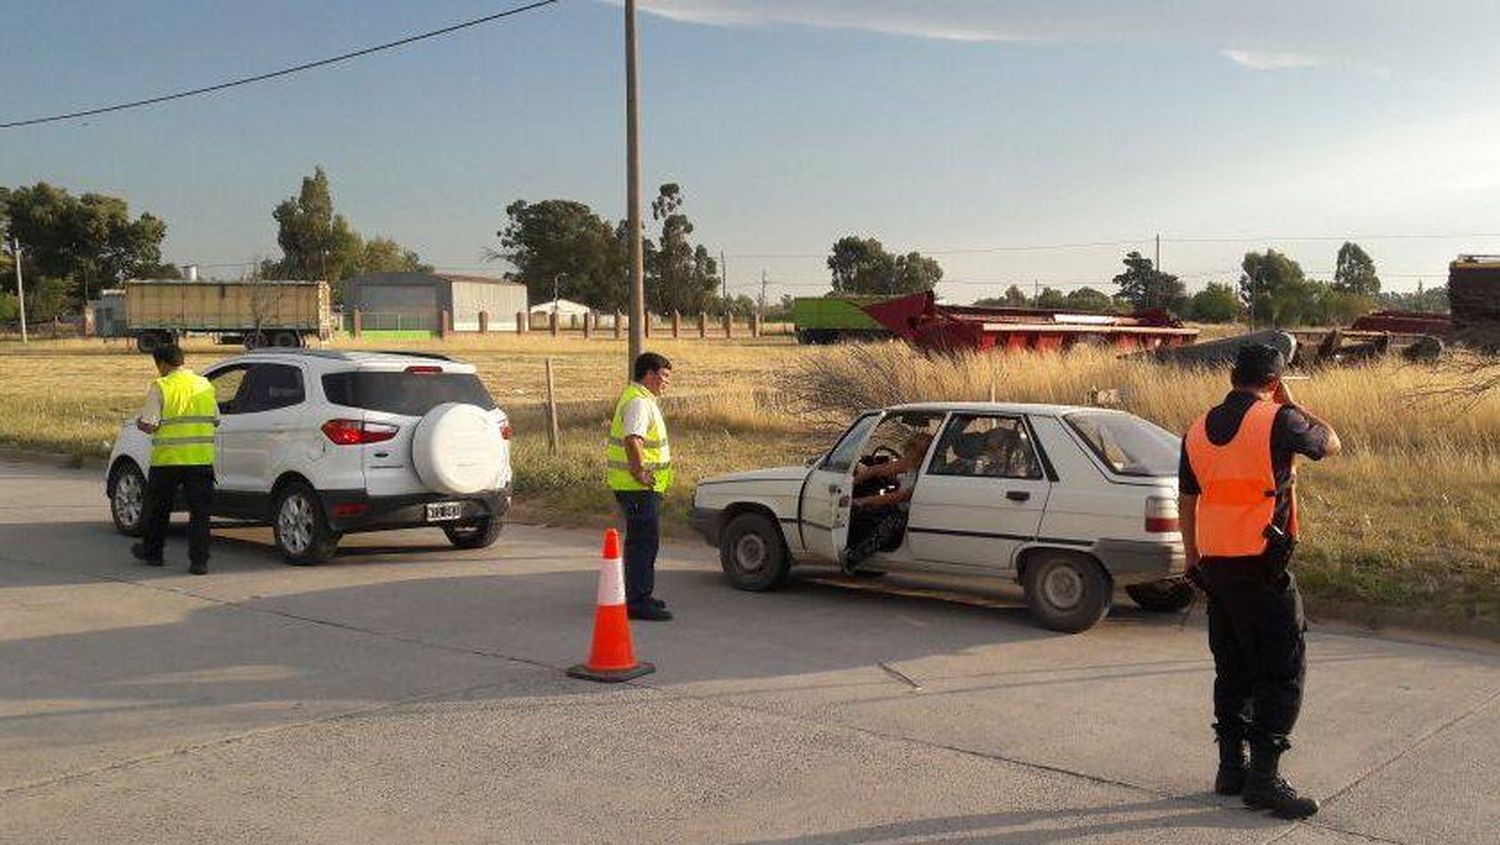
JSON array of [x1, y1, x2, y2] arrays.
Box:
[[248, 348, 456, 362]]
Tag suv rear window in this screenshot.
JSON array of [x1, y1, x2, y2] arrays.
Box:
[[1064, 411, 1179, 477], [322, 371, 497, 416]]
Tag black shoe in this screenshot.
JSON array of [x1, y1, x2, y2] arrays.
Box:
[[627, 604, 673, 621], [1214, 725, 1248, 796], [188, 562, 208, 576], [1244, 740, 1319, 819], [649, 597, 667, 609], [131, 543, 164, 566]]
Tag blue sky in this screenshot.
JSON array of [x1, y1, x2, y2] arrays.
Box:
[[4, 0, 1500, 301]]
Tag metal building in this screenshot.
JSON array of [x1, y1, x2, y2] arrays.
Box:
[[344, 272, 528, 334]]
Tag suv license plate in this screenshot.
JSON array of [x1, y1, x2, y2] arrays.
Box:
[[425, 502, 464, 522]]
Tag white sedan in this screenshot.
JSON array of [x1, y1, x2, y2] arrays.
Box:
[[690, 402, 1190, 632]]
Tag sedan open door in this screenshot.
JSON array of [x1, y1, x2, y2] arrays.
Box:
[[797, 412, 882, 564]]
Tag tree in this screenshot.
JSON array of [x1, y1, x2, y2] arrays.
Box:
[[646, 183, 720, 314], [826, 236, 941, 295], [1333, 241, 1380, 296], [269, 166, 364, 282], [1239, 249, 1311, 327], [1035, 287, 1068, 309], [1189, 282, 1241, 323], [357, 237, 431, 275], [1112, 251, 1185, 313], [496, 199, 627, 310], [3, 182, 168, 307], [1064, 286, 1114, 312]]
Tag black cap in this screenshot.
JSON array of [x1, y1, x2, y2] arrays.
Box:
[[1231, 343, 1285, 387]]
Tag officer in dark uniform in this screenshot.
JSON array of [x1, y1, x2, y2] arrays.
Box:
[[1179, 344, 1341, 819]]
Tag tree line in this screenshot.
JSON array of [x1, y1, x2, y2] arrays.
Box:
[[1, 172, 1451, 327]]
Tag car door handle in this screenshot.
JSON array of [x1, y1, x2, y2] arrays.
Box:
[[828, 484, 841, 493], [1006, 490, 1031, 502]]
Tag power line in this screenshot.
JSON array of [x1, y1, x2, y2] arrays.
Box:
[[0, 0, 561, 129]]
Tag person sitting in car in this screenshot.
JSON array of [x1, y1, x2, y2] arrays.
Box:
[[844, 432, 932, 571]]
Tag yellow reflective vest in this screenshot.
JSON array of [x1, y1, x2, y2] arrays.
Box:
[[606, 382, 672, 493], [151, 369, 218, 467]]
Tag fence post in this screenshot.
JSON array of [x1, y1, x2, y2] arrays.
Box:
[[549, 311, 560, 337], [723, 313, 733, 339], [516, 311, 526, 335], [614, 311, 623, 340], [478, 311, 489, 334], [644, 313, 652, 339], [544, 358, 560, 456], [751, 313, 762, 338], [352, 309, 363, 338], [582, 312, 593, 339], [440, 310, 453, 339], [698, 311, 708, 339]]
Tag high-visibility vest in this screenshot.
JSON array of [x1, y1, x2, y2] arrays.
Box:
[[1184, 399, 1298, 558], [150, 369, 218, 467], [606, 383, 672, 493]]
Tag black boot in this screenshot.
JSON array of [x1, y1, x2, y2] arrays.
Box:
[[1213, 723, 1248, 796], [1243, 738, 1319, 819]]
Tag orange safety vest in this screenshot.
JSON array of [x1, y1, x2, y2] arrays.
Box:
[[1184, 400, 1299, 558]]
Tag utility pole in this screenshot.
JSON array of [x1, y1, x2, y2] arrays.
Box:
[[1155, 233, 1161, 273], [9, 236, 26, 344], [624, 0, 645, 371], [760, 269, 768, 315], [720, 250, 728, 305]]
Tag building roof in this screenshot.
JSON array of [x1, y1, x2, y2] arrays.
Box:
[[529, 298, 592, 315], [347, 271, 525, 287]]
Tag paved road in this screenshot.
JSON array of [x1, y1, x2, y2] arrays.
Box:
[[1, 458, 1495, 844]]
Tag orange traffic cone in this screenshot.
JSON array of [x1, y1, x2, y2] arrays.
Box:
[[567, 529, 656, 682]]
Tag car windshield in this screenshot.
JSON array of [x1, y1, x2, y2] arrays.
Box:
[[322, 370, 497, 416], [1063, 411, 1179, 477]]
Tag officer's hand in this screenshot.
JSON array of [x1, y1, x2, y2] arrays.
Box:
[[1272, 378, 1295, 406], [634, 470, 655, 487]]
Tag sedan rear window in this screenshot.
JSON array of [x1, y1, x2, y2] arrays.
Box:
[[322, 371, 497, 416], [1064, 411, 1179, 477]]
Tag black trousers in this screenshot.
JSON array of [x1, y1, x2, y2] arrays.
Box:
[[1199, 555, 1307, 742], [613, 491, 660, 609], [141, 465, 215, 566]]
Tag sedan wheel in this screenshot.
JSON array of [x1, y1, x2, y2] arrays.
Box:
[[273, 482, 339, 565], [719, 512, 791, 591], [110, 462, 147, 536], [1023, 552, 1112, 633]]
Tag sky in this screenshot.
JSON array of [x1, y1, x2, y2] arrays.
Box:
[[5, 0, 1500, 302]]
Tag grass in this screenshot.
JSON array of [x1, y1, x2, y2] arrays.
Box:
[[2, 333, 1496, 636]]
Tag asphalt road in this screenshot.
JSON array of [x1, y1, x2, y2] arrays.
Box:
[[1, 458, 1496, 844]]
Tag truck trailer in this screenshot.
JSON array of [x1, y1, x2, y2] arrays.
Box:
[[121, 279, 332, 353]]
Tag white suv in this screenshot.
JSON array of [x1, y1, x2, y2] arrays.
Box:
[[106, 349, 513, 564]]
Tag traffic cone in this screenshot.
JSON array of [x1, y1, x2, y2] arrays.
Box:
[[566, 529, 656, 682]]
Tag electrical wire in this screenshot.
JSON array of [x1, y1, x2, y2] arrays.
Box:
[[0, 0, 561, 129]]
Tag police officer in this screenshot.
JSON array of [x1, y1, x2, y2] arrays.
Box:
[[131, 344, 218, 575], [606, 352, 673, 621], [1180, 343, 1341, 819]]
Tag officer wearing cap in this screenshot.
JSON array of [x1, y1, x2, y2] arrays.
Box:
[[1179, 343, 1341, 819]]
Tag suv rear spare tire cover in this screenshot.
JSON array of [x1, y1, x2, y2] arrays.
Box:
[[412, 402, 503, 495]]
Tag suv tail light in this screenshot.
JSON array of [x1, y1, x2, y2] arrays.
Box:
[[321, 419, 399, 445], [1145, 495, 1180, 533], [405, 365, 443, 374]]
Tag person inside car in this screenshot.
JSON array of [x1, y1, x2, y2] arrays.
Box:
[[844, 432, 932, 571]]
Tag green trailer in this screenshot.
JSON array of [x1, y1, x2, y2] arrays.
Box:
[[791, 296, 891, 344]]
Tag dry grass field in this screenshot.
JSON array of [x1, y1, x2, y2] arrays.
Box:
[[2, 332, 1496, 635]]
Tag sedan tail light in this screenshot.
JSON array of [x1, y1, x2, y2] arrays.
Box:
[[499, 422, 513, 441], [1145, 495, 1180, 533], [321, 419, 399, 445]]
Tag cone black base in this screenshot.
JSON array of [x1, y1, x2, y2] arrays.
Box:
[[566, 661, 656, 683]]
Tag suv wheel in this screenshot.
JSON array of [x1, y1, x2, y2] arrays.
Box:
[[443, 516, 503, 550], [1023, 551, 1112, 633], [273, 482, 340, 565], [110, 460, 147, 536], [1126, 579, 1195, 613], [719, 512, 791, 591]]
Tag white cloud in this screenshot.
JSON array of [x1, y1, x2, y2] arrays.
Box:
[[1220, 49, 1329, 70], [613, 0, 1496, 74]]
